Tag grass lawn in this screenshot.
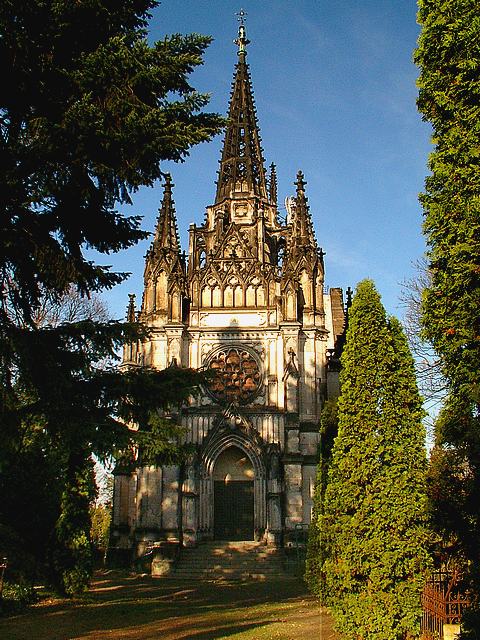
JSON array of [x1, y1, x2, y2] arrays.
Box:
[[0, 570, 338, 640]]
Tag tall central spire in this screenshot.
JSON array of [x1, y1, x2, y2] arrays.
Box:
[[215, 18, 267, 204]]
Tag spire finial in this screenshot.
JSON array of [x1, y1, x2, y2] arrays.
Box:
[[164, 172, 173, 193], [235, 9, 250, 56], [295, 170, 306, 194], [236, 8, 247, 26]]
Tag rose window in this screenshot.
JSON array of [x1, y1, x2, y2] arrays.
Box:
[[207, 348, 262, 404]]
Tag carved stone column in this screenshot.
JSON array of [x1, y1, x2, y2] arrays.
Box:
[[284, 462, 303, 544], [161, 465, 180, 540], [266, 446, 283, 546], [181, 453, 199, 547]]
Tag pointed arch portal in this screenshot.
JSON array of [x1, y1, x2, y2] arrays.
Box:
[[200, 426, 267, 541], [213, 446, 254, 540]]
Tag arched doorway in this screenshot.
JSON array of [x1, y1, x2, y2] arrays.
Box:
[[213, 446, 254, 540]]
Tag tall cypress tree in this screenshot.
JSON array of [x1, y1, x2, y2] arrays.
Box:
[[305, 398, 338, 598], [317, 280, 429, 639], [415, 2, 480, 628]]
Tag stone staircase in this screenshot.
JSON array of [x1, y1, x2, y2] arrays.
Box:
[[173, 541, 288, 581]]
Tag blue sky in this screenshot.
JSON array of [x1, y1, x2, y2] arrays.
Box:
[[98, 0, 432, 321]]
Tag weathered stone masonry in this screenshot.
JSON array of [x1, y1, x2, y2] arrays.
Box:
[[110, 22, 345, 560]]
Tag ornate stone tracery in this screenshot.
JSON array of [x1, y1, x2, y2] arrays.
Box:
[[206, 346, 262, 405]]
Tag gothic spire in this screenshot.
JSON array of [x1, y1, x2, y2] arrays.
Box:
[[153, 174, 180, 253], [215, 19, 267, 203], [291, 171, 317, 251]]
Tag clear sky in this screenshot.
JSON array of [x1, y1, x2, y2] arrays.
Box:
[[97, 0, 432, 321]]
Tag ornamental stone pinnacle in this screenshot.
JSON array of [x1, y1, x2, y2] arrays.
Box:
[[292, 170, 317, 251], [152, 174, 181, 254], [126, 293, 136, 322], [269, 163, 278, 207]]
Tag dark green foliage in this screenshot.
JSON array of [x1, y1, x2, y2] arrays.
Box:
[[313, 281, 430, 639], [0, 581, 37, 616], [415, 0, 480, 418], [426, 444, 472, 563], [305, 399, 338, 596], [415, 1, 480, 630], [0, 424, 64, 583], [136, 413, 192, 466], [50, 454, 96, 595], [0, 0, 224, 321], [0, 320, 205, 592], [0, 0, 222, 594]]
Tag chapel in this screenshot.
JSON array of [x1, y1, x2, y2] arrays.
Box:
[[110, 20, 346, 561]]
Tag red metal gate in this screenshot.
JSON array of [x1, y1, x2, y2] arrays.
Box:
[[421, 570, 469, 639]]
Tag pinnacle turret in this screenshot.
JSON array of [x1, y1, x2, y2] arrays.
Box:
[[291, 171, 317, 251], [152, 174, 180, 254], [215, 20, 267, 203], [126, 293, 136, 322], [142, 174, 186, 320]]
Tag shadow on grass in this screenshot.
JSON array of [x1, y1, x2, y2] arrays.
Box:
[[0, 571, 328, 640], [165, 620, 275, 639]]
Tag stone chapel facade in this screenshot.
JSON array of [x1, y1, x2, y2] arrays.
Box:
[[110, 23, 345, 559]]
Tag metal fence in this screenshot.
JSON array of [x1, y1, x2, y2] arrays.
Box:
[[421, 569, 469, 639], [0, 557, 7, 598]]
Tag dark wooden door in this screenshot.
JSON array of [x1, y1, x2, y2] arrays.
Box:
[[214, 480, 254, 540]]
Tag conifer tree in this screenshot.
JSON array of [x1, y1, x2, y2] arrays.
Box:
[[305, 398, 338, 597], [0, 0, 222, 593], [0, 0, 224, 323], [415, 2, 480, 630], [317, 280, 429, 639]]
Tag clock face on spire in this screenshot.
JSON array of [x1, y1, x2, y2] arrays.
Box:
[[206, 347, 261, 405]]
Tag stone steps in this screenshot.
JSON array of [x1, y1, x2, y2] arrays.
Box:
[[173, 541, 288, 581]]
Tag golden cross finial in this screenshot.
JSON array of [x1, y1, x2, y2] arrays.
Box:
[[234, 9, 250, 56], [236, 8, 247, 26]]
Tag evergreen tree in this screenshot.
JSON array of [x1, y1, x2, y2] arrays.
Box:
[[0, 0, 223, 323], [415, 1, 480, 629], [317, 280, 429, 639], [305, 398, 338, 597], [1, 312, 205, 593], [0, 0, 222, 593]]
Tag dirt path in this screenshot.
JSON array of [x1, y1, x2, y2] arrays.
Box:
[[0, 571, 338, 640]]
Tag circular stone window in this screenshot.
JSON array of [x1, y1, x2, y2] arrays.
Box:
[[206, 347, 262, 405]]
